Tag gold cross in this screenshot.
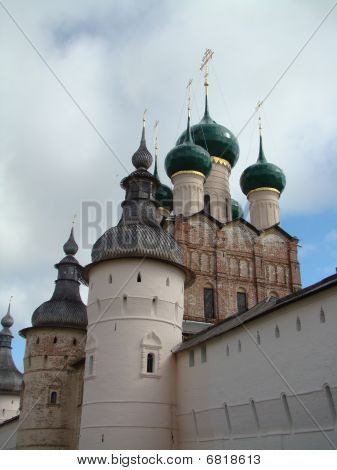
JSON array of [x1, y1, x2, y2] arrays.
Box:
[[186, 79, 193, 116], [72, 214, 77, 226], [154, 120, 159, 155], [143, 108, 147, 127], [256, 100, 263, 133], [200, 48, 214, 92]]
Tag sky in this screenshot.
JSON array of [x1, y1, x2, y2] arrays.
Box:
[[0, 0, 336, 369]]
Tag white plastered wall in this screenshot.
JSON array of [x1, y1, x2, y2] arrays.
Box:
[[172, 173, 205, 217], [248, 189, 280, 230], [79, 258, 185, 450], [204, 160, 232, 223], [0, 394, 20, 423]]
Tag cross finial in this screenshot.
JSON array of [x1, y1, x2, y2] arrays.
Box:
[[72, 214, 77, 226], [186, 79, 193, 118], [154, 120, 159, 157], [9, 296, 13, 305], [200, 48, 214, 96], [143, 109, 147, 128], [256, 100, 263, 135]]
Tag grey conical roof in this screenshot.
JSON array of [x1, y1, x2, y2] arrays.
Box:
[[0, 302, 23, 395], [31, 229, 87, 331]]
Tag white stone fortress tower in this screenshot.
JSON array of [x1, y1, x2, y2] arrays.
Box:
[[0, 301, 22, 423], [79, 120, 193, 450]]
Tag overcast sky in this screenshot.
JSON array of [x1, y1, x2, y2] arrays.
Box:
[[0, 0, 337, 367]]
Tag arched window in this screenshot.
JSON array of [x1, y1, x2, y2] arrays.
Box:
[[73, 338, 77, 346], [137, 272, 142, 283], [269, 291, 279, 300], [36, 337, 40, 345], [53, 337, 57, 344], [237, 288, 247, 314], [166, 277, 170, 287], [204, 286, 215, 320], [204, 194, 211, 215], [50, 391, 57, 404], [147, 353, 154, 373]]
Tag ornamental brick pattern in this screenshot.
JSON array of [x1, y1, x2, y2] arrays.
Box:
[[171, 214, 301, 323]]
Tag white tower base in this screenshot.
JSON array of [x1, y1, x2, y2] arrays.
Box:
[[248, 188, 280, 230], [172, 171, 205, 217]]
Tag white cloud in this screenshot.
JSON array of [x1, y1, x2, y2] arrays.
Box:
[[1, 0, 337, 334]]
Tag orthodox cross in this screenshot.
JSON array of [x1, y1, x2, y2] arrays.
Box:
[[200, 48, 214, 95]]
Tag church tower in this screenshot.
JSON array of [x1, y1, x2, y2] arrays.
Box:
[[240, 118, 286, 230], [16, 229, 87, 449], [165, 91, 212, 217], [0, 301, 22, 423], [79, 120, 193, 450]]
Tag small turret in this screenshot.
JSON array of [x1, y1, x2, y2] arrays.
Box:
[[0, 300, 22, 423]]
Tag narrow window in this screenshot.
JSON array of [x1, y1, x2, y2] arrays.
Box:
[[88, 355, 94, 375], [324, 384, 337, 425], [201, 344, 207, 363], [204, 287, 215, 320], [296, 316, 301, 331], [275, 325, 280, 338], [36, 337, 40, 345], [320, 307, 326, 323], [257, 331, 261, 345], [108, 274, 112, 284], [53, 337, 57, 344], [147, 353, 154, 373], [226, 344, 230, 357], [50, 391, 57, 404], [189, 350, 195, 367], [281, 393, 292, 429], [73, 338, 77, 346], [204, 194, 211, 215], [166, 277, 170, 287], [137, 272, 141, 283], [237, 290, 247, 314], [238, 340, 242, 353]]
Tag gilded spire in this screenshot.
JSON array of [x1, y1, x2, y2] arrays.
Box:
[[256, 101, 267, 163], [185, 80, 193, 143]]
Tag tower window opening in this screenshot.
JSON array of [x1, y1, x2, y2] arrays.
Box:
[[88, 355, 94, 376], [226, 344, 230, 357], [36, 337, 40, 345], [320, 307, 326, 323], [296, 316, 302, 332], [50, 391, 57, 404], [204, 194, 211, 215], [275, 325, 280, 338], [204, 287, 215, 320], [237, 290, 247, 314], [257, 331, 261, 345], [147, 353, 154, 373], [201, 344, 207, 363], [53, 337, 57, 344], [108, 274, 112, 284], [137, 272, 142, 283], [238, 340, 242, 353], [189, 350, 195, 367], [166, 277, 170, 286], [73, 338, 77, 346]]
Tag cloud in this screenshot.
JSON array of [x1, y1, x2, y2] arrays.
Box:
[[0, 0, 337, 347]]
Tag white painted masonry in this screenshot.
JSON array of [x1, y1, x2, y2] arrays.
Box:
[[0, 394, 20, 423], [204, 160, 232, 223], [79, 258, 186, 450], [175, 284, 337, 449], [248, 189, 280, 230], [172, 172, 205, 217]]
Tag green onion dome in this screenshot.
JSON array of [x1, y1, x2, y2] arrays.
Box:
[[176, 96, 239, 168], [153, 155, 173, 213], [165, 115, 212, 178], [240, 135, 286, 196], [231, 199, 243, 220]]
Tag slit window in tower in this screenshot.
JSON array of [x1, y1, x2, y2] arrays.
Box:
[[237, 291, 247, 314], [204, 288, 215, 320], [147, 353, 154, 373], [50, 391, 57, 404], [137, 272, 141, 283], [204, 194, 210, 215], [88, 355, 94, 376]]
